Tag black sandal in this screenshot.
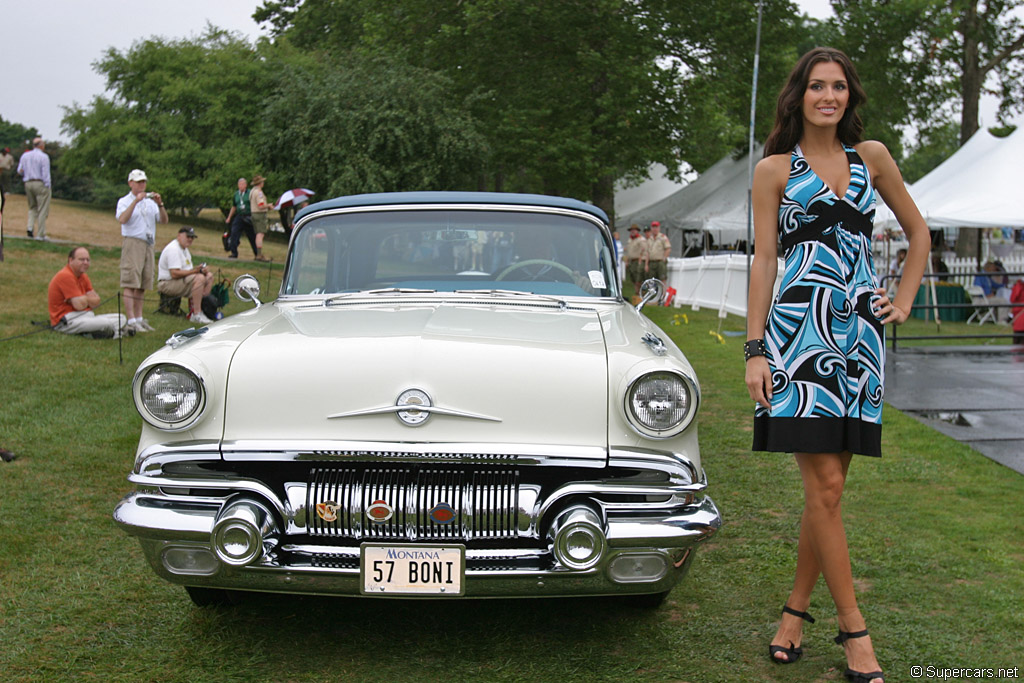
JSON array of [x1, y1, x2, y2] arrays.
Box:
[[768, 605, 815, 664], [834, 629, 885, 682]]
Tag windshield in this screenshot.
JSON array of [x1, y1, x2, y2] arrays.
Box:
[[282, 208, 618, 298]]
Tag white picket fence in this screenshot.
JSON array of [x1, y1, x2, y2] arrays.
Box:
[[943, 256, 1024, 286], [665, 253, 1024, 319]]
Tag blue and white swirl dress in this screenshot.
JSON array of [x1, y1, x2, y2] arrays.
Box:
[[753, 144, 883, 457]]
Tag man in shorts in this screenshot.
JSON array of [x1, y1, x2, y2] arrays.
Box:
[[157, 226, 214, 325], [117, 169, 167, 333]]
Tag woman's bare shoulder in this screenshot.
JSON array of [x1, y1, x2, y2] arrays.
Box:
[[754, 153, 791, 187], [854, 140, 895, 164]]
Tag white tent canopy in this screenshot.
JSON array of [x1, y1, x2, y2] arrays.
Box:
[[615, 144, 762, 245], [613, 162, 693, 219], [875, 127, 1024, 230]]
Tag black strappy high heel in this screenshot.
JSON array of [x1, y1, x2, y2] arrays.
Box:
[[768, 605, 816, 664], [834, 629, 885, 682]]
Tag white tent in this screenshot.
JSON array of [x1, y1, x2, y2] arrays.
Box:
[[615, 144, 761, 247], [875, 128, 1024, 229], [613, 163, 693, 219]]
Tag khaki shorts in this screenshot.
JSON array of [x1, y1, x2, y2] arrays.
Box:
[[252, 211, 269, 234], [120, 237, 154, 290], [157, 274, 195, 298]]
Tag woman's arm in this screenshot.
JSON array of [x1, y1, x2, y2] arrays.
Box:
[[745, 155, 786, 408], [859, 141, 929, 324]]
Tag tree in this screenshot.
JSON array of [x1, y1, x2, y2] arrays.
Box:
[[61, 27, 268, 213], [830, 0, 1024, 148], [0, 115, 38, 152], [258, 52, 489, 196], [254, 0, 810, 219]]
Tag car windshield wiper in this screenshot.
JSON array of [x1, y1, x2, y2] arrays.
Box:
[[454, 289, 568, 309], [324, 287, 436, 305]]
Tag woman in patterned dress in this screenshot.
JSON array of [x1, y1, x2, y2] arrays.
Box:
[[745, 48, 929, 683]]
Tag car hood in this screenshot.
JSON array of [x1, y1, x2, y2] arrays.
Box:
[[222, 302, 609, 451]]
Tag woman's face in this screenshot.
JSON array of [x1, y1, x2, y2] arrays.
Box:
[[802, 60, 849, 129]]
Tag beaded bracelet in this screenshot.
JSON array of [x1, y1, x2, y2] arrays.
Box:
[[743, 338, 767, 361]]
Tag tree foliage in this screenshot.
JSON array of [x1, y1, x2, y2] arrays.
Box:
[[258, 51, 489, 196], [254, 0, 810, 217], [829, 0, 1024, 149], [61, 27, 268, 213], [0, 115, 39, 152]]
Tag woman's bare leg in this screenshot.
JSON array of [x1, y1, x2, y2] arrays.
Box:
[[795, 451, 881, 681]]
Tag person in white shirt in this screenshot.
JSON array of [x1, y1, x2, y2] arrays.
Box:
[[116, 169, 168, 333], [157, 226, 214, 324]]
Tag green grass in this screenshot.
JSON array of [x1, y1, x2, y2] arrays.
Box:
[[2, 240, 1022, 682]]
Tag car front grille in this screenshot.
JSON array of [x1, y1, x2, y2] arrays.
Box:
[[307, 466, 520, 541]]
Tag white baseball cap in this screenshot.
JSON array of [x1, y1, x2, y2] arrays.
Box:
[[127, 169, 148, 182]]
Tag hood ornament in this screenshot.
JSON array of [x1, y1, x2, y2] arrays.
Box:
[[641, 332, 667, 356], [327, 388, 501, 426]]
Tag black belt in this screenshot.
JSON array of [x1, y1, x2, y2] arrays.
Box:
[[780, 200, 872, 254]]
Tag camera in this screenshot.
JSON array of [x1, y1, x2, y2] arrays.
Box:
[[146, 192, 156, 199]]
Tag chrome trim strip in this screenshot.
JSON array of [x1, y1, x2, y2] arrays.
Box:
[[326, 404, 501, 423]]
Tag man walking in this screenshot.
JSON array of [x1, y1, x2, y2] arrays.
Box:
[[157, 226, 214, 324], [224, 177, 256, 259], [16, 138, 51, 239], [117, 169, 167, 333], [48, 246, 128, 338]]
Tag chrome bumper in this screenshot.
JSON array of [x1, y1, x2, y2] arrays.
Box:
[[114, 444, 722, 598], [115, 494, 720, 597]]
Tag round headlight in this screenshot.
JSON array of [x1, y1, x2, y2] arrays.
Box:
[[625, 371, 695, 438], [135, 363, 206, 429]]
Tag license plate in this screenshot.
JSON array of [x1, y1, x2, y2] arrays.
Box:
[[360, 544, 465, 596]]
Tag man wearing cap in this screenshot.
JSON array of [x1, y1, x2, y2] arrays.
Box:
[[16, 138, 51, 239], [624, 223, 649, 295], [158, 226, 214, 325], [48, 246, 129, 338], [646, 220, 671, 283], [117, 169, 168, 333]]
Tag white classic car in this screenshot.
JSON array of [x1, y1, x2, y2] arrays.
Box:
[[114, 192, 721, 606]]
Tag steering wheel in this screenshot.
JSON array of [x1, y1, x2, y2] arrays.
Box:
[[496, 259, 576, 282]]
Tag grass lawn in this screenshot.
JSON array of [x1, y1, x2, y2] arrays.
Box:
[[1, 225, 1022, 682]]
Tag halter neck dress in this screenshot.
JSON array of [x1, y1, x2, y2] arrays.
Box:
[[753, 144, 883, 457]]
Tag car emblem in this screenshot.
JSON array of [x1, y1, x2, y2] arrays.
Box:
[[429, 502, 456, 525], [366, 499, 394, 523], [316, 501, 340, 523], [396, 389, 431, 426]]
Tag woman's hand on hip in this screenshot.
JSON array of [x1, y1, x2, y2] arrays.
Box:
[[745, 356, 773, 409]]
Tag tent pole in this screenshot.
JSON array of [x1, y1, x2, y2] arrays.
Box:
[[746, 0, 763, 301]]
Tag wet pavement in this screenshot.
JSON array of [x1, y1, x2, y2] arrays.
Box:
[[885, 346, 1024, 474]]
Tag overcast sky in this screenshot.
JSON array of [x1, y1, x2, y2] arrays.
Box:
[[3, 0, 1003, 147]]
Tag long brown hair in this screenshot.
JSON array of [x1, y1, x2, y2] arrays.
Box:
[[763, 47, 867, 157]]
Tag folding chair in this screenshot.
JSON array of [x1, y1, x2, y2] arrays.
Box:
[[965, 285, 997, 324]]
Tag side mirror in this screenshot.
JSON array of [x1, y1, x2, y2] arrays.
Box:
[[635, 278, 665, 313], [233, 274, 263, 308]]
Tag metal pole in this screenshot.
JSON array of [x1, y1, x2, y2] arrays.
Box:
[[746, 0, 764, 300]]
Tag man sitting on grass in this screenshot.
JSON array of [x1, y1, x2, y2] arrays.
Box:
[[48, 246, 129, 339]]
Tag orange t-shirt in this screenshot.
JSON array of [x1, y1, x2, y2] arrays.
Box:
[[48, 265, 92, 326]]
